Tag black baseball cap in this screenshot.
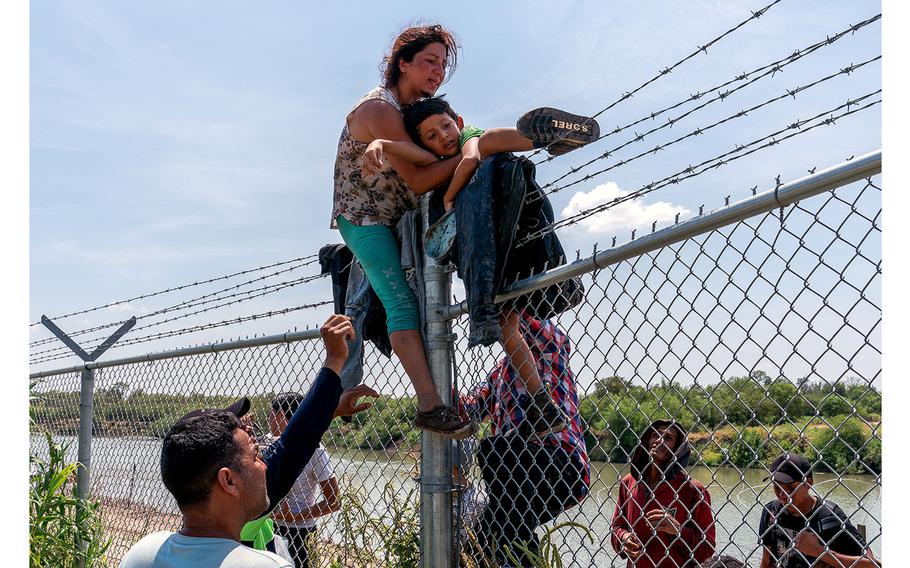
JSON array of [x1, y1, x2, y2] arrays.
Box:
[[764, 453, 813, 483], [176, 397, 251, 423]]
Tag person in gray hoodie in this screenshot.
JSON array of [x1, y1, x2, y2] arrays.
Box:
[[610, 419, 716, 568]]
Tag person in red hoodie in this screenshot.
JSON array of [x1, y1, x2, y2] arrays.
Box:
[[611, 419, 715, 568]]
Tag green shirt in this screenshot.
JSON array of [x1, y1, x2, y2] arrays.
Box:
[[459, 125, 484, 149], [240, 516, 275, 551]]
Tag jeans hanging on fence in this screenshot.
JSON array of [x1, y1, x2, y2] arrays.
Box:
[[319, 244, 392, 390], [432, 153, 584, 348]]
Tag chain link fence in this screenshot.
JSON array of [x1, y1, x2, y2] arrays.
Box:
[[30, 162, 881, 567], [449, 172, 881, 567]]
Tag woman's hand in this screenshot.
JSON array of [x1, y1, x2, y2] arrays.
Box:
[[361, 139, 386, 177], [444, 199, 455, 212]]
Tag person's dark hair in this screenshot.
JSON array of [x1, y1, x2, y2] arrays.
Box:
[[402, 96, 459, 148], [700, 555, 747, 568], [383, 24, 459, 88], [270, 392, 305, 421], [160, 411, 244, 508]]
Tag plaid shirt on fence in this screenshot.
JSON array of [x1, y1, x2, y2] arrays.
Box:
[[459, 317, 591, 498]]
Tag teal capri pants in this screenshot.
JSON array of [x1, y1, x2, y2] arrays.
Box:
[[336, 214, 420, 333]]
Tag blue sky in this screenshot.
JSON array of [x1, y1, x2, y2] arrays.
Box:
[[29, 1, 882, 369]]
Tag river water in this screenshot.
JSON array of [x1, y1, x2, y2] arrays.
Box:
[[32, 435, 881, 566]]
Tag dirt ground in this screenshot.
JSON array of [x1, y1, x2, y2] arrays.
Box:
[[99, 497, 181, 566]]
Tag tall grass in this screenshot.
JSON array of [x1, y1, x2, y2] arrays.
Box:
[[29, 432, 110, 568]]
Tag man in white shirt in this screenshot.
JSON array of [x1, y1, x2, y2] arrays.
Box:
[[119, 315, 359, 568], [268, 392, 340, 568]]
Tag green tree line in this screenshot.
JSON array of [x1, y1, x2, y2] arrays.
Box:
[[30, 372, 881, 474]]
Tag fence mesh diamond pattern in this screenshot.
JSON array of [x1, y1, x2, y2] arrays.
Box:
[[30, 176, 880, 567]]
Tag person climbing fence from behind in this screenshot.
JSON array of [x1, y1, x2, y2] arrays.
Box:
[[458, 315, 590, 568], [331, 24, 475, 439], [267, 393, 340, 568], [757, 452, 880, 568], [610, 419, 716, 568]]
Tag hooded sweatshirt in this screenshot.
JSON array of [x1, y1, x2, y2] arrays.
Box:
[[610, 420, 715, 568]]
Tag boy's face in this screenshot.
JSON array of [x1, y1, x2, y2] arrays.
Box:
[[647, 426, 678, 465], [773, 478, 813, 514], [416, 113, 463, 157]]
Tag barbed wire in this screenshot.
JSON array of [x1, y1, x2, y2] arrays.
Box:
[[29, 254, 319, 327], [29, 271, 330, 360], [29, 300, 333, 365], [527, 54, 880, 205], [515, 91, 880, 246], [526, 0, 785, 160], [29, 260, 325, 348], [534, 13, 881, 186]]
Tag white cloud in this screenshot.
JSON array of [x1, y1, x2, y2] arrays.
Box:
[[560, 182, 690, 234]]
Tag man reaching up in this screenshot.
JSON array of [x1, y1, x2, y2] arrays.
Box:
[[119, 315, 371, 568]]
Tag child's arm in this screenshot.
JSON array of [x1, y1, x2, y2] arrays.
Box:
[[443, 137, 483, 211], [477, 127, 534, 158], [443, 128, 535, 211], [362, 138, 438, 176]]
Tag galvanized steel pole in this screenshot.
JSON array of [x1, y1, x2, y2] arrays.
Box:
[[76, 368, 95, 501], [419, 196, 455, 568], [76, 368, 96, 567]]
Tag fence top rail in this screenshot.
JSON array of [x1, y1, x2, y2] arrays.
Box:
[[29, 149, 880, 380], [29, 328, 322, 379], [441, 149, 881, 321]]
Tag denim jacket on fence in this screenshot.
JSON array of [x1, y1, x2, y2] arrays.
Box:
[[429, 153, 584, 348]]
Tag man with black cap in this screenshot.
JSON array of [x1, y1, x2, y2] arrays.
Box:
[[119, 314, 377, 568], [758, 452, 879, 568]]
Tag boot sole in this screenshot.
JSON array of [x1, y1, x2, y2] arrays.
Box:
[[414, 420, 479, 440], [516, 107, 600, 154]]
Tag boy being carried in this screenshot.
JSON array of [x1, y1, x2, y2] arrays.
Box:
[[362, 96, 599, 211], [362, 97, 599, 436]]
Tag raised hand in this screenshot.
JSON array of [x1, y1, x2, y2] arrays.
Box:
[[334, 384, 380, 418], [320, 314, 354, 375]]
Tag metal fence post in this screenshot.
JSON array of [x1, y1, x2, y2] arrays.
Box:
[[420, 196, 456, 568], [75, 367, 96, 567], [76, 368, 96, 502], [38, 315, 135, 568]]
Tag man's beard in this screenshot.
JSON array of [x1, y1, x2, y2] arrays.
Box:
[[241, 472, 270, 520]]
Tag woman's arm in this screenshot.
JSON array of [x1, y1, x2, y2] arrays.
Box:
[[362, 139, 438, 175], [352, 100, 459, 194]]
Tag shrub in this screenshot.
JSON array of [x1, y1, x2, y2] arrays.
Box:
[[728, 429, 766, 468], [30, 433, 110, 567], [861, 438, 882, 474]]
